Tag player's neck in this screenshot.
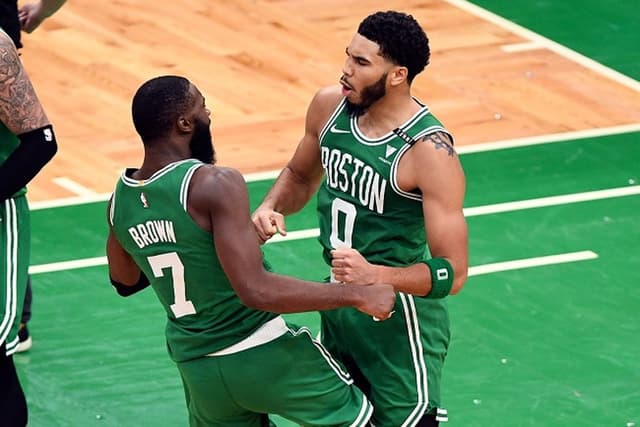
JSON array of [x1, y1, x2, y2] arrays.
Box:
[[357, 93, 421, 137], [135, 146, 190, 179]]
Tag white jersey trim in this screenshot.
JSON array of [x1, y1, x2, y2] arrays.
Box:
[[206, 316, 288, 356], [351, 105, 430, 146], [180, 163, 203, 211], [119, 159, 197, 187], [390, 144, 423, 202], [389, 126, 454, 202], [108, 189, 116, 226]]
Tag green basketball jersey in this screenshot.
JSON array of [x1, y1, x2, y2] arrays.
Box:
[[0, 122, 27, 198], [317, 98, 455, 421], [317, 98, 452, 266], [109, 159, 277, 362]]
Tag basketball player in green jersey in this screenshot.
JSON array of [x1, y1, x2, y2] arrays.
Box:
[[107, 75, 396, 427], [0, 29, 58, 426], [253, 11, 468, 427]]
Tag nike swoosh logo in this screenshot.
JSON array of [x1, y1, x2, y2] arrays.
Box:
[[329, 124, 350, 134]]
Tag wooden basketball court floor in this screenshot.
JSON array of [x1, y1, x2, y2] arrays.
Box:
[[11, 0, 640, 426]]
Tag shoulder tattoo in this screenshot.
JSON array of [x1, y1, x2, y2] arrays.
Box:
[[420, 131, 456, 157]]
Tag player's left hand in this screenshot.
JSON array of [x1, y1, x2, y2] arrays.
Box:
[[330, 248, 376, 285]]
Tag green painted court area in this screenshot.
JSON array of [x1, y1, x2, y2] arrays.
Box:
[[469, 0, 640, 80], [14, 0, 640, 424], [16, 131, 640, 426]]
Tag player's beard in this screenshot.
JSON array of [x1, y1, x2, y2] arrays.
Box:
[[189, 118, 216, 164], [346, 72, 387, 118]]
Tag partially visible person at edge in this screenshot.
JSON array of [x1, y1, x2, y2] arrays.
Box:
[[0, 0, 67, 354], [0, 28, 58, 427], [0, 0, 66, 50], [252, 10, 468, 427], [19, 0, 66, 34], [106, 75, 396, 426]]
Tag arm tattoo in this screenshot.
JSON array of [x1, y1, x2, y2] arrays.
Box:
[[420, 131, 455, 157], [0, 34, 48, 134]]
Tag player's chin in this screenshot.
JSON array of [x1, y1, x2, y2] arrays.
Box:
[[345, 92, 361, 104]]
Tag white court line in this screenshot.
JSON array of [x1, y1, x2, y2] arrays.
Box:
[[30, 193, 112, 210], [29, 124, 640, 211], [468, 251, 598, 276], [29, 185, 636, 275], [52, 177, 97, 196], [443, 0, 640, 92], [244, 170, 283, 182], [28, 251, 598, 276], [464, 185, 640, 217], [248, 125, 640, 179], [457, 124, 640, 154], [501, 41, 543, 53], [266, 185, 640, 242], [30, 256, 107, 275]]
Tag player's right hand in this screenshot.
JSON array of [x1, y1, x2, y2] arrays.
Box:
[[18, 2, 45, 33], [355, 284, 396, 321], [251, 207, 287, 244]]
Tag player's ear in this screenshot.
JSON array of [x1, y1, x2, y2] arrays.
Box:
[[389, 66, 408, 87], [177, 116, 193, 133]]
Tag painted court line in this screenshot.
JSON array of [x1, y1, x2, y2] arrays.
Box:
[[444, 0, 640, 92], [30, 193, 112, 210], [29, 124, 640, 211], [52, 177, 97, 197], [463, 185, 640, 216], [30, 256, 107, 274], [269, 185, 640, 241], [456, 124, 640, 154], [501, 41, 543, 53], [245, 125, 640, 180], [26, 184, 638, 275], [468, 251, 597, 276], [28, 250, 598, 277]]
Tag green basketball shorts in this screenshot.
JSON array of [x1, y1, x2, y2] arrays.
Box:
[[0, 196, 31, 356], [177, 321, 373, 427]]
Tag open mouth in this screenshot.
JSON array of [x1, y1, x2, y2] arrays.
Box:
[[340, 78, 353, 95]]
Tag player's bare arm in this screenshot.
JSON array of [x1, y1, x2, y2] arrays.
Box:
[[0, 33, 48, 133], [0, 32, 57, 202], [407, 131, 468, 295], [106, 229, 142, 284], [105, 198, 149, 297], [194, 165, 396, 318], [252, 86, 343, 242]]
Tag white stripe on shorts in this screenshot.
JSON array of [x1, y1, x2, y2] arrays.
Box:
[[0, 199, 18, 353]]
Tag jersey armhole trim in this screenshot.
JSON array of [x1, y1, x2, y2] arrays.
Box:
[[389, 127, 454, 201], [108, 189, 117, 226], [180, 163, 204, 211]]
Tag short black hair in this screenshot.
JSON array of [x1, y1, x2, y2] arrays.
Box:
[[357, 11, 430, 83], [131, 75, 194, 142]]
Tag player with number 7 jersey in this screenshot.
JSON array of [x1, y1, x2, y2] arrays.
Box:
[[109, 159, 275, 361]]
